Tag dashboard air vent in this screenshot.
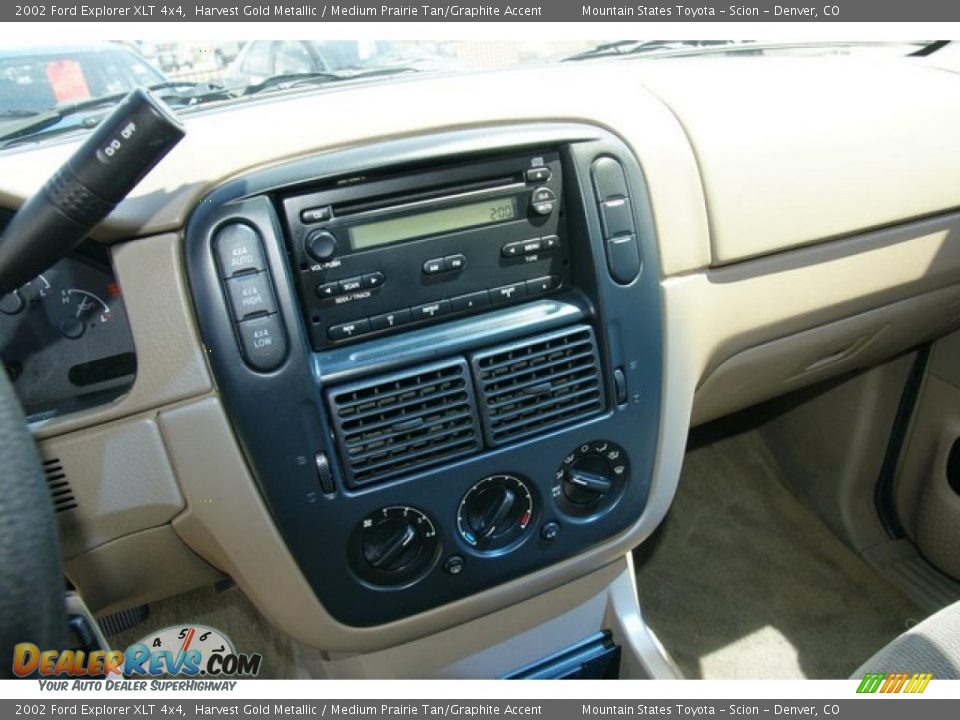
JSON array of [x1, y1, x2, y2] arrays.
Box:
[[471, 325, 605, 446], [43, 458, 78, 514], [327, 358, 482, 487]]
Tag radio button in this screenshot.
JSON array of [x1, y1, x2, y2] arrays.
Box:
[[328, 319, 371, 341], [339, 276, 364, 294], [501, 242, 523, 259], [600, 199, 635, 239], [525, 167, 551, 183], [305, 230, 338, 262], [237, 314, 287, 372], [423, 258, 445, 275], [214, 223, 266, 278], [412, 299, 451, 321], [530, 187, 557, 216], [532, 187, 556, 204], [451, 290, 490, 313], [362, 272, 386, 289], [226, 272, 277, 320], [592, 157, 629, 201], [370, 309, 412, 331], [444, 254, 466, 272], [490, 282, 527, 304], [527, 275, 562, 294], [521, 238, 542, 254], [300, 205, 332, 224], [316, 282, 340, 299], [605, 234, 642, 285], [541, 234, 560, 250]]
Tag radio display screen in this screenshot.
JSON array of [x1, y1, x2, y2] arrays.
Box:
[[349, 197, 517, 251]]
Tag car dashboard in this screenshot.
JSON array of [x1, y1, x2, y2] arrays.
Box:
[[2, 55, 960, 673]]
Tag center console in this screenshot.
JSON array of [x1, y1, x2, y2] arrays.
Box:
[[185, 124, 663, 627]]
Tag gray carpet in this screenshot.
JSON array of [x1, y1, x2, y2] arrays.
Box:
[[107, 584, 294, 679], [634, 430, 925, 679]]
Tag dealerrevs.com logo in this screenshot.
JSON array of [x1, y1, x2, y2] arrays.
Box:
[[856, 672, 933, 694], [13, 624, 262, 679]]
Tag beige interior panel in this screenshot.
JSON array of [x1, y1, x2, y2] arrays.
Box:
[[667, 211, 960, 407], [0, 65, 711, 277], [65, 525, 223, 615], [895, 374, 960, 581], [692, 285, 960, 427], [30, 233, 212, 440], [37, 413, 185, 558], [294, 557, 677, 679], [157, 395, 688, 653], [636, 57, 960, 264], [758, 355, 914, 553]]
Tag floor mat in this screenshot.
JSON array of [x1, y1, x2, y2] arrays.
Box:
[[106, 584, 295, 679], [633, 430, 925, 679]]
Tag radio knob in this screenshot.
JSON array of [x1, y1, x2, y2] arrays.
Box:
[[305, 230, 338, 263], [530, 186, 557, 216]]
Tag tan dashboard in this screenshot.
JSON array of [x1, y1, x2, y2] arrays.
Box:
[[2, 55, 960, 652]]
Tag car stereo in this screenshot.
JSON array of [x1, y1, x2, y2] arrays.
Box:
[[280, 151, 569, 349]]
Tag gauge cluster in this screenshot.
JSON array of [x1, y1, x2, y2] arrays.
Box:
[[0, 238, 136, 421]]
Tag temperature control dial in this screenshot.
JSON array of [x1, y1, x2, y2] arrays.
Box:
[[457, 474, 535, 552], [554, 440, 629, 518], [350, 506, 440, 587]]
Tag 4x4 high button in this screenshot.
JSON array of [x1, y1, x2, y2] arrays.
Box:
[[226, 272, 277, 319]]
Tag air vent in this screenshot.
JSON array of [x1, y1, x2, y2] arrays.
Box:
[[43, 458, 78, 513], [471, 325, 605, 446], [327, 359, 482, 487]]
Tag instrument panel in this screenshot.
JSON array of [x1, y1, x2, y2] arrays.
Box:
[[0, 231, 136, 421]]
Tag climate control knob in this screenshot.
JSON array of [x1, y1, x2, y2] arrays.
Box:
[[350, 506, 439, 586], [457, 475, 535, 552], [554, 440, 629, 518]]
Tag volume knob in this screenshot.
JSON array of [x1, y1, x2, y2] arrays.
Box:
[[305, 230, 337, 262]]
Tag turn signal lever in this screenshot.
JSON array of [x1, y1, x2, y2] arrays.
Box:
[[0, 88, 185, 293]]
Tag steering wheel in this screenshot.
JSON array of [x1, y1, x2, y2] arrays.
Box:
[[0, 368, 65, 678]]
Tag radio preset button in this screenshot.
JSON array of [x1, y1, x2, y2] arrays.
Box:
[[444, 254, 466, 272], [362, 272, 386, 289], [328, 319, 371, 341], [490, 282, 527, 304], [412, 299, 451, 321], [527, 275, 562, 294], [370, 309, 412, 331], [541, 234, 560, 249], [305, 230, 338, 262], [316, 282, 340, 299], [525, 167, 551, 183], [237, 314, 286, 372], [300, 205, 332, 224], [214, 223, 266, 278], [422, 258, 445, 275], [226, 272, 277, 320], [339, 276, 363, 294], [451, 290, 490, 313]]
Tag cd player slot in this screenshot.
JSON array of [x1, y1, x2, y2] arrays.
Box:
[[333, 175, 523, 219]]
